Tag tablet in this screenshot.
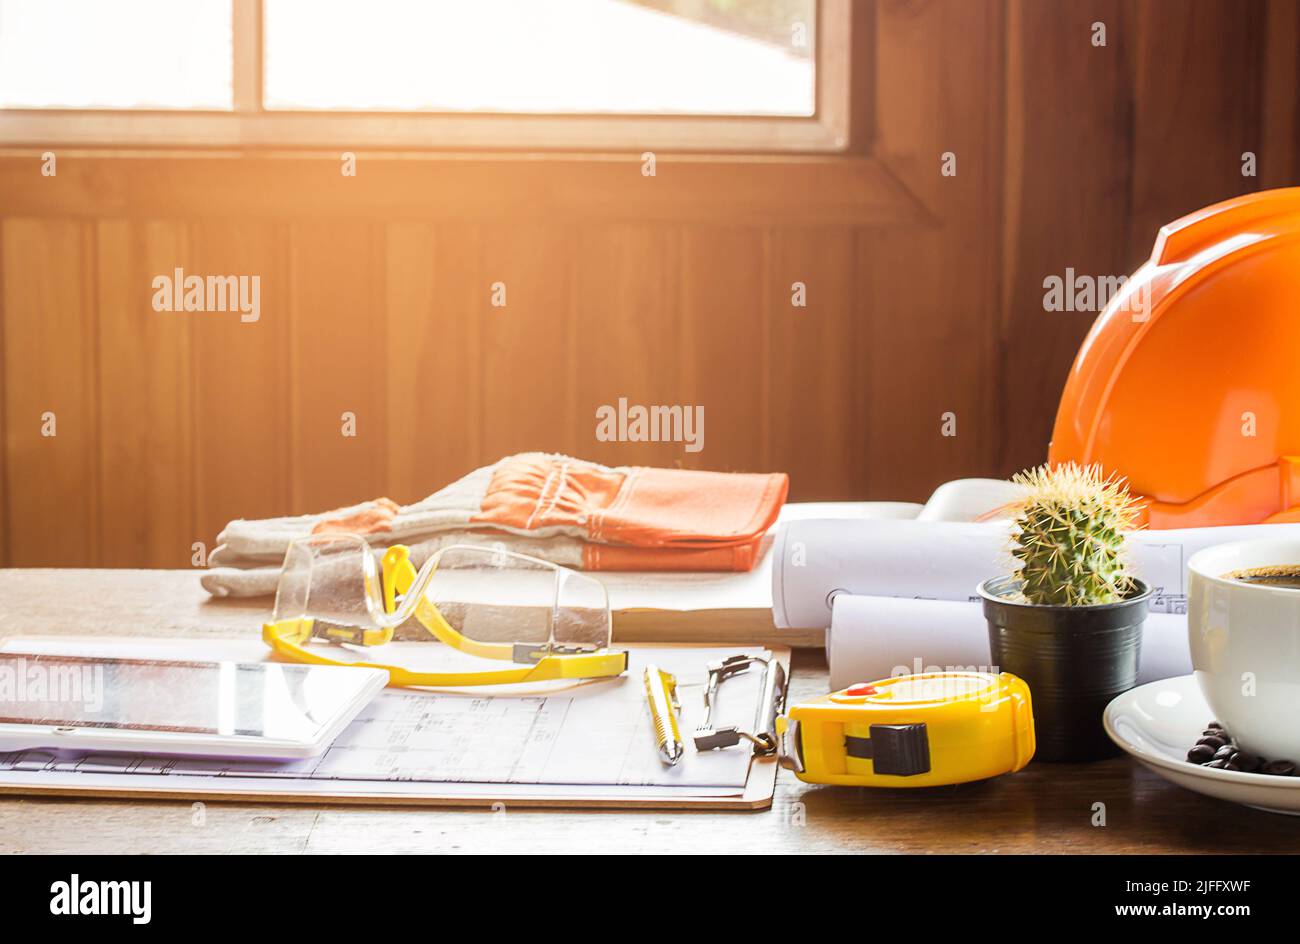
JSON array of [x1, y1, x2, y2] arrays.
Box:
[[0, 652, 389, 760]]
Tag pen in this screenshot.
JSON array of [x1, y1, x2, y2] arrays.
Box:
[[643, 664, 684, 766]]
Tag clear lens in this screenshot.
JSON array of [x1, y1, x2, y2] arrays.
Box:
[[417, 545, 611, 651], [273, 537, 612, 656], [553, 566, 613, 650], [272, 532, 384, 628]]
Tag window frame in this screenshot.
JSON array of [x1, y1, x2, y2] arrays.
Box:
[[0, 0, 850, 153]]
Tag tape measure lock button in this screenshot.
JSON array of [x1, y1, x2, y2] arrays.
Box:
[[845, 723, 931, 777]]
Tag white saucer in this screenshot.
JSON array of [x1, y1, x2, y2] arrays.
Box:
[[1104, 674, 1300, 815]]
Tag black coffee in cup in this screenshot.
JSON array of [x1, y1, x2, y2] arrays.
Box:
[[1224, 565, 1300, 589]]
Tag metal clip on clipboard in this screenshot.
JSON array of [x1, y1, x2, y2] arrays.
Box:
[[692, 654, 788, 756]]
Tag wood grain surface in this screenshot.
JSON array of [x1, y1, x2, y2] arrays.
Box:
[[2, 569, 1299, 854]]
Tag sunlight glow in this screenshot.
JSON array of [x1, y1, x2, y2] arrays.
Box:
[[264, 0, 815, 115], [0, 0, 232, 109]]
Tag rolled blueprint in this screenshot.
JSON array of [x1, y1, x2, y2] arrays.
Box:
[[771, 519, 1009, 629], [826, 594, 1192, 690], [772, 518, 1300, 629]]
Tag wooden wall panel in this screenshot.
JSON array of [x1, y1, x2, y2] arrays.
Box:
[[1261, 0, 1300, 189], [1123, 0, 1267, 262], [996, 0, 1133, 476], [477, 223, 580, 462], [95, 220, 194, 567], [384, 222, 482, 502], [190, 222, 291, 555], [677, 226, 767, 472], [866, 0, 1006, 500], [764, 226, 862, 498], [287, 223, 388, 513], [572, 224, 685, 468], [0, 223, 5, 566], [856, 223, 999, 501], [2, 220, 100, 566]]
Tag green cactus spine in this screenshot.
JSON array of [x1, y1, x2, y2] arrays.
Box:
[[1010, 463, 1139, 607]]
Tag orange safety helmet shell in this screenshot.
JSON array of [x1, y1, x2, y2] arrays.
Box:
[[1049, 188, 1300, 529]]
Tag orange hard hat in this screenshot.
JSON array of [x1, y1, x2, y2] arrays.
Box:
[[1049, 187, 1300, 529]]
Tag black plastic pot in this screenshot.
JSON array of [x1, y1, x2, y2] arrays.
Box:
[[978, 576, 1152, 762]]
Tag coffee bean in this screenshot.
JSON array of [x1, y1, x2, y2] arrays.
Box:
[[1232, 752, 1261, 772], [1188, 724, 1299, 774]]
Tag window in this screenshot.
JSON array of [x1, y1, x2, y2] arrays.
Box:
[[0, 0, 848, 151], [264, 0, 814, 116], [0, 0, 232, 109]]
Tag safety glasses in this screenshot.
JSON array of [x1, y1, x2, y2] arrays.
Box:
[[262, 533, 626, 687]]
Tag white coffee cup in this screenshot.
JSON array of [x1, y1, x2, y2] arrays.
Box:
[[1188, 538, 1300, 761]]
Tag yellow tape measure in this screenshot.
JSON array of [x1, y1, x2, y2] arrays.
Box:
[[777, 672, 1035, 787]]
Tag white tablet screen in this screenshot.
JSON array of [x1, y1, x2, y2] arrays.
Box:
[[0, 653, 373, 742]]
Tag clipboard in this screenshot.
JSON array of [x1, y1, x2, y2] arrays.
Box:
[[0, 637, 789, 812]]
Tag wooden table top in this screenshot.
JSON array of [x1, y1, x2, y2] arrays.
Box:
[[2, 568, 1299, 854]]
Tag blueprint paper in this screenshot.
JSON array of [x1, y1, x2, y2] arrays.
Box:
[[772, 518, 1300, 629], [825, 594, 1192, 690]]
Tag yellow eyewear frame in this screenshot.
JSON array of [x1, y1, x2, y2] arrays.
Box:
[[262, 544, 628, 688]]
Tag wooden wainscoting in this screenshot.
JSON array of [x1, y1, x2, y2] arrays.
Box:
[[0, 0, 1296, 568]]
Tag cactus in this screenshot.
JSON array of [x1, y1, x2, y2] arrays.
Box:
[[1009, 463, 1139, 607]]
